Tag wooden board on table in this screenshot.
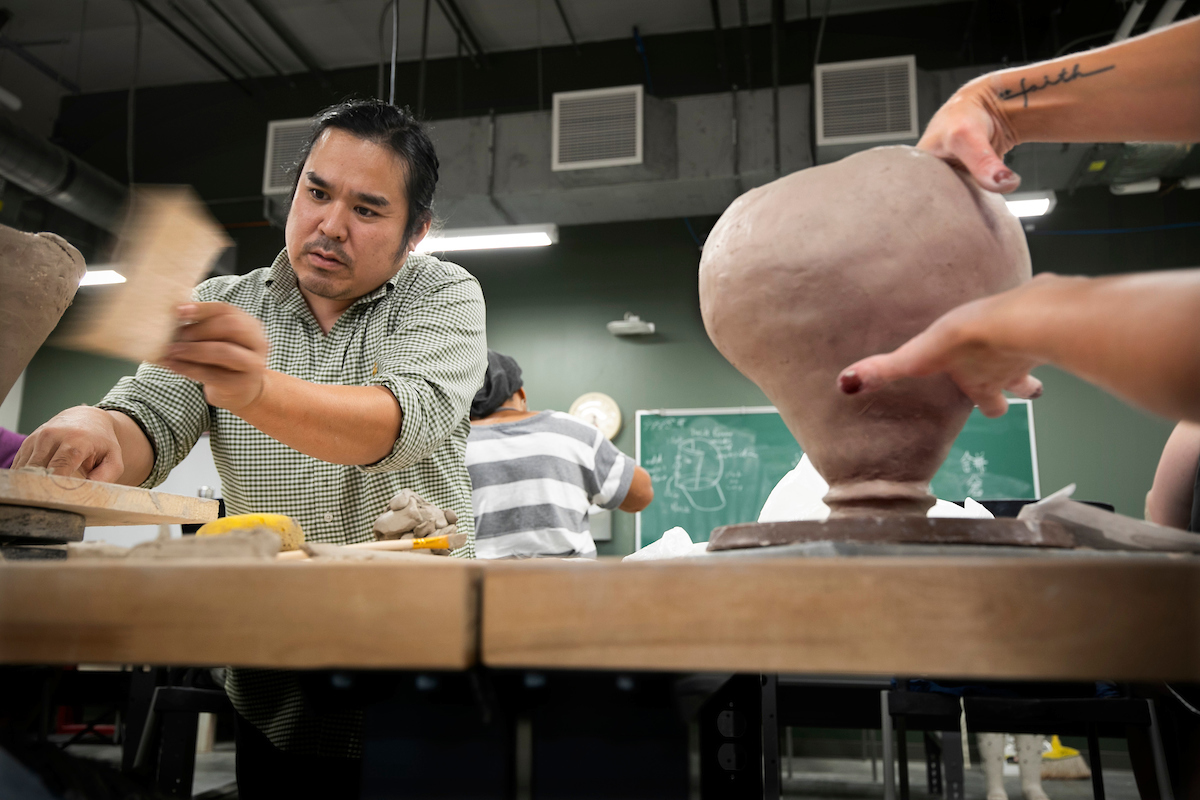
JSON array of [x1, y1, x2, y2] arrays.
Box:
[[0, 470, 218, 526], [481, 556, 1200, 681], [55, 186, 231, 364], [0, 558, 479, 668]]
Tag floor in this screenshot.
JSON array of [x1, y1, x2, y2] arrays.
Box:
[[65, 741, 237, 798], [58, 743, 1136, 799], [782, 757, 1138, 800]]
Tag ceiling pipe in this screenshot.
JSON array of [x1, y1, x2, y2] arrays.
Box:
[[204, 0, 289, 81], [433, 0, 481, 67], [0, 34, 80, 93], [552, 0, 580, 55], [1150, 0, 1186, 29], [737, 0, 752, 90], [417, 0, 430, 114], [437, 0, 488, 67], [168, 0, 254, 81], [0, 115, 127, 232], [242, 0, 329, 87], [1112, 0, 1147, 41], [131, 0, 250, 95], [708, 0, 729, 88]]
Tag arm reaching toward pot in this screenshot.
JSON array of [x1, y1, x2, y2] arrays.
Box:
[[917, 16, 1200, 192], [160, 301, 403, 466], [837, 271, 1200, 422]]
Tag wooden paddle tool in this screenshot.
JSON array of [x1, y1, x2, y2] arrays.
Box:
[[56, 186, 231, 363]]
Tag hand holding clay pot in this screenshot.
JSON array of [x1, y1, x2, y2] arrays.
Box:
[[838, 275, 1057, 418], [699, 146, 1031, 517], [916, 82, 1020, 194]]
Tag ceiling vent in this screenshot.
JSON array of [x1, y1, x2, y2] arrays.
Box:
[[552, 85, 643, 171], [262, 118, 312, 196], [815, 55, 918, 146]]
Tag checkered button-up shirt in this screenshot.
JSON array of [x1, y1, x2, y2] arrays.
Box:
[[99, 249, 487, 756]]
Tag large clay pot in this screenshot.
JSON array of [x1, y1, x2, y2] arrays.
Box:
[[0, 226, 86, 406], [699, 146, 1031, 516]]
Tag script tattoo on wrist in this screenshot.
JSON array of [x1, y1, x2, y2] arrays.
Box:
[[997, 62, 1116, 108]]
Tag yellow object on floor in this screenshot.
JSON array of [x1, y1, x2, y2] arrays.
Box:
[[1042, 735, 1092, 780], [197, 513, 305, 551]]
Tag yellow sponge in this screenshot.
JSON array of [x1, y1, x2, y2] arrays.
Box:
[[196, 513, 305, 552]]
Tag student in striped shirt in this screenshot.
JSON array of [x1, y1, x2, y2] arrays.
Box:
[[467, 350, 653, 558]]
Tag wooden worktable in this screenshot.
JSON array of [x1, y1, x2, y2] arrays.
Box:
[[0, 558, 478, 669], [6, 554, 1199, 680], [480, 555, 1200, 681]]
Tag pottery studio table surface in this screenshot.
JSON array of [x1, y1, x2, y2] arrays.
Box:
[[5, 553, 1198, 800], [0, 557, 480, 669], [2, 553, 1198, 679]]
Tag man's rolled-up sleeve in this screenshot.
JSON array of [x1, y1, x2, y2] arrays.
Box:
[[360, 275, 487, 473], [97, 363, 211, 489]]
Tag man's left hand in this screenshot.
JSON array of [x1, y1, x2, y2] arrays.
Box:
[[159, 302, 269, 413]]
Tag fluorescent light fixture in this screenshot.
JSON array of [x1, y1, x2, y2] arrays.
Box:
[[1004, 190, 1057, 218], [79, 269, 126, 286], [1110, 178, 1161, 195], [1180, 175, 1200, 190], [416, 224, 558, 253]]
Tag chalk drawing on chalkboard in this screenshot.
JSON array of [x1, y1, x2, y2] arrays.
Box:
[[672, 438, 726, 511], [960, 450, 988, 497]]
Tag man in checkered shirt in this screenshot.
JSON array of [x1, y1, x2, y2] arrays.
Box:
[[15, 100, 486, 797]]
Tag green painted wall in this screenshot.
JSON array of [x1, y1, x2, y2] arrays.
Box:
[[458, 220, 768, 555], [17, 206, 1193, 554], [19, 347, 139, 435], [1029, 365, 1174, 519]]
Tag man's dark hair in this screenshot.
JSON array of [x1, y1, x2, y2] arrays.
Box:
[[290, 99, 439, 246]]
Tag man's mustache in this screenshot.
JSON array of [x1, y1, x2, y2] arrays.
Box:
[[303, 237, 351, 266]]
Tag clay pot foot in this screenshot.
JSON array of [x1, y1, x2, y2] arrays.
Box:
[[822, 480, 936, 518]]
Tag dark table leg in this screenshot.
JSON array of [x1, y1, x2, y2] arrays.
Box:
[[762, 675, 780, 800], [941, 731, 964, 800], [700, 674, 764, 800], [1088, 726, 1106, 800], [925, 732, 943, 796], [156, 710, 199, 798]]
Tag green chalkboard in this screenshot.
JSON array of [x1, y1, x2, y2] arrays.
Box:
[[636, 401, 1039, 548]]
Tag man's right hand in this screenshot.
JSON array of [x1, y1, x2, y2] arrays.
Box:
[[13, 406, 127, 482]]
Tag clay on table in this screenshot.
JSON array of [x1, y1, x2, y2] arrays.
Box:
[[0, 226, 86, 405], [699, 146, 1031, 516]]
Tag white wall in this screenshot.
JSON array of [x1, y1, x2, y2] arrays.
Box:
[[0, 370, 24, 431]]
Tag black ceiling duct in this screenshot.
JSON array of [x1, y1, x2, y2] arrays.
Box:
[[0, 115, 127, 232]]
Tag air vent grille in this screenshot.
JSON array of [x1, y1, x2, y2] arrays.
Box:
[[553, 85, 643, 171], [816, 56, 918, 146], [262, 118, 312, 195]]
